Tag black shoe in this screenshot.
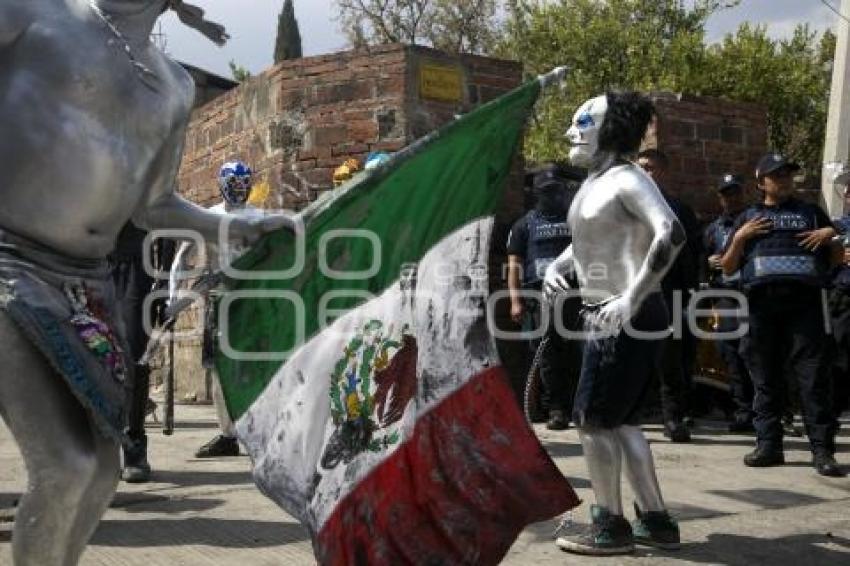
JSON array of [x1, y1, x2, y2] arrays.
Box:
[[555, 505, 635, 556], [195, 435, 240, 458], [743, 446, 784, 467], [813, 452, 845, 477], [728, 419, 755, 434], [546, 409, 569, 431], [122, 437, 151, 483], [663, 420, 691, 443], [632, 503, 681, 550]]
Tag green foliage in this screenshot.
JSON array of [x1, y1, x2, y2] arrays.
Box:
[[495, 0, 733, 162], [497, 0, 833, 178], [274, 0, 303, 63], [334, 0, 498, 54], [699, 25, 834, 178], [228, 60, 252, 82]]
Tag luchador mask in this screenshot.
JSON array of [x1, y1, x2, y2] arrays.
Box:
[[565, 95, 608, 168]]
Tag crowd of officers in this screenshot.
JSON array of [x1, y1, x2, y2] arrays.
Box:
[[507, 150, 850, 478]]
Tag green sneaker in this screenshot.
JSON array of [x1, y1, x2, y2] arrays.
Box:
[[632, 503, 680, 549], [555, 505, 635, 556]]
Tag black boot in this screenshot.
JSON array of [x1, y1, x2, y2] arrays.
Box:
[[546, 409, 569, 431], [663, 420, 691, 443], [743, 444, 784, 467], [195, 434, 240, 458], [122, 436, 151, 483], [813, 451, 844, 477]]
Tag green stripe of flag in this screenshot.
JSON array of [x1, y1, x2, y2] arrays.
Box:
[[216, 79, 541, 420]]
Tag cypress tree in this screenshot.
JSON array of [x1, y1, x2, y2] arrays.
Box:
[[274, 0, 303, 63]]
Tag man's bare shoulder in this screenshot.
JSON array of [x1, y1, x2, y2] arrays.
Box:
[[606, 163, 654, 188], [155, 52, 196, 115]]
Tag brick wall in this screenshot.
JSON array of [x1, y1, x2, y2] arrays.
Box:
[[177, 44, 523, 212], [648, 92, 769, 221]]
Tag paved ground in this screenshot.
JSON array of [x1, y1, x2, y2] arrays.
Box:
[[1, 404, 849, 565]]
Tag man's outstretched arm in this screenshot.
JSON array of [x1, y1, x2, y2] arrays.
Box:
[[131, 81, 294, 245]]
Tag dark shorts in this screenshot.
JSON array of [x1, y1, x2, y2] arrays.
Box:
[[0, 230, 129, 442], [573, 293, 669, 429]]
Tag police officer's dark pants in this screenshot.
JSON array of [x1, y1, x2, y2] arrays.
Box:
[[112, 257, 155, 452], [829, 289, 850, 417], [528, 297, 582, 415], [659, 296, 695, 423], [741, 286, 836, 453], [715, 297, 754, 423]]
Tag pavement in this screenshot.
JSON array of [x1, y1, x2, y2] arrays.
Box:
[[1, 404, 849, 566]]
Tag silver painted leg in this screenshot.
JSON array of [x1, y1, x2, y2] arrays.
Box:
[[0, 311, 120, 566], [616, 425, 665, 512], [578, 427, 623, 515]]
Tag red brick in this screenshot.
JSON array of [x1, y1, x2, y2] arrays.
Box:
[[311, 124, 348, 147]]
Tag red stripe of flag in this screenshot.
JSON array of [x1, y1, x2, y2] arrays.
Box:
[[316, 366, 579, 565]]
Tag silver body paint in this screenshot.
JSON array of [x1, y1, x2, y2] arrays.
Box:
[[545, 95, 683, 517], [0, 2, 289, 563], [169, 201, 265, 438]]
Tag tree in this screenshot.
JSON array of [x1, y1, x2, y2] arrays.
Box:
[[229, 60, 252, 82], [494, 0, 738, 162], [700, 24, 835, 178], [274, 0, 303, 63], [334, 0, 498, 54]]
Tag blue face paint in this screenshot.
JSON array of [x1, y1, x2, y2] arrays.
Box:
[[576, 112, 595, 129]]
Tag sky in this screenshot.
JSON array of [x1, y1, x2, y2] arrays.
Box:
[[158, 0, 841, 79]]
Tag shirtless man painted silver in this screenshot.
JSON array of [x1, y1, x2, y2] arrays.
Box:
[[0, 2, 291, 564], [544, 92, 684, 555]]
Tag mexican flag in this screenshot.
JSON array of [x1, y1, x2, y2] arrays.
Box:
[[216, 74, 578, 565]]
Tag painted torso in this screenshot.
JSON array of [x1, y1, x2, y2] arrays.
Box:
[[0, 0, 193, 258], [568, 164, 659, 302]]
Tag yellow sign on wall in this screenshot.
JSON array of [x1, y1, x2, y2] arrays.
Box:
[[420, 63, 464, 103]]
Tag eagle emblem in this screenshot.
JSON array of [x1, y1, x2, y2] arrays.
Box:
[[321, 320, 418, 470]]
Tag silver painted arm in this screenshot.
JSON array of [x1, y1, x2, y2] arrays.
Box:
[[617, 168, 685, 307]]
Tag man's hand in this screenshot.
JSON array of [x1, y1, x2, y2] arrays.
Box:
[[734, 217, 772, 243], [543, 261, 571, 304], [593, 294, 633, 337], [510, 300, 524, 324], [707, 254, 722, 270], [796, 227, 836, 252], [844, 248, 850, 266]]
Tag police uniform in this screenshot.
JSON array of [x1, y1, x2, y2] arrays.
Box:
[[506, 170, 583, 422], [829, 215, 850, 417], [704, 175, 753, 430], [658, 191, 701, 439], [729, 193, 837, 460]]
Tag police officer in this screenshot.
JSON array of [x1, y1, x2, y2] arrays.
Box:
[[721, 153, 844, 477], [637, 149, 702, 443], [705, 174, 755, 433], [507, 165, 584, 430], [829, 174, 850, 419]]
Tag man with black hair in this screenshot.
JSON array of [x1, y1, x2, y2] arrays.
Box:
[[507, 165, 584, 429], [637, 148, 701, 443], [721, 153, 844, 477], [545, 92, 683, 555]]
